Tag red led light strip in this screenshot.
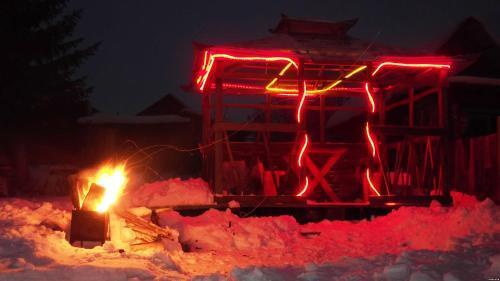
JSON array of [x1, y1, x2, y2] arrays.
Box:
[[364, 82, 376, 113], [365, 122, 376, 158], [363, 60, 451, 197], [296, 176, 309, 197], [365, 168, 381, 196], [371, 62, 450, 77], [297, 133, 309, 167], [197, 52, 298, 91]]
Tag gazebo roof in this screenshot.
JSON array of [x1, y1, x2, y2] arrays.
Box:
[[188, 16, 453, 95]]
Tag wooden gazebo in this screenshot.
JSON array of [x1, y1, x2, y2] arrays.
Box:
[[186, 16, 454, 207]]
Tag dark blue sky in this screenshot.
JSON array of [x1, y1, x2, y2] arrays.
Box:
[[70, 0, 500, 114]]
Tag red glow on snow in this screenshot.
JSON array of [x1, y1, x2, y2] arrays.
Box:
[[366, 168, 381, 196], [364, 82, 376, 113], [296, 176, 309, 197], [297, 133, 309, 167], [365, 122, 376, 158], [371, 62, 450, 77]]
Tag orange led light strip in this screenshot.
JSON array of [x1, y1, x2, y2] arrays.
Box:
[[365, 168, 381, 196], [266, 65, 367, 94]]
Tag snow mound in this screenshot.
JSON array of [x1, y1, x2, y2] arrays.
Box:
[[130, 178, 213, 207]]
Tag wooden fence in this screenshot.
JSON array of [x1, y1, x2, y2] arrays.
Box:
[[452, 116, 500, 202]]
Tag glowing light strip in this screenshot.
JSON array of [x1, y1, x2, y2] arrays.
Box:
[[344, 65, 367, 78], [296, 176, 309, 197], [371, 62, 450, 77], [279, 62, 293, 75], [266, 65, 366, 94], [297, 133, 309, 167], [201, 50, 208, 70], [198, 53, 298, 91], [365, 122, 376, 158], [364, 82, 376, 113], [365, 168, 381, 196], [296, 81, 307, 123]]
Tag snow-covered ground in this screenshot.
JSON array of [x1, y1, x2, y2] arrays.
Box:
[[0, 187, 499, 280]]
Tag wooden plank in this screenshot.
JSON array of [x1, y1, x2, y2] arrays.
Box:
[[320, 96, 325, 144], [305, 152, 344, 202], [409, 87, 414, 127], [219, 103, 366, 112], [213, 122, 298, 133], [385, 87, 438, 111], [497, 116, 500, 199], [371, 125, 445, 136]]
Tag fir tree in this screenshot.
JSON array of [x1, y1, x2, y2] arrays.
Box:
[[0, 0, 99, 193], [0, 0, 99, 128]]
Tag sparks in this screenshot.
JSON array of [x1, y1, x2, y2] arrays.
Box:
[[87, 163, 128, 213]]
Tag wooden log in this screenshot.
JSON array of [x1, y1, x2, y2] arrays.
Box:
[[114, 209, 178, 243], [80, 183, 105, 211]]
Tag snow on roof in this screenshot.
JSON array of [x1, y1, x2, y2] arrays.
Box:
[[78, 113, 190, 125]]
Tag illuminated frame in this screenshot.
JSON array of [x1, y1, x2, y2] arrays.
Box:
[[194, 49, 451, 199]]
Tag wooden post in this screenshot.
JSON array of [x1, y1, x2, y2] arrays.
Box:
[[409, 87, 414, 127], [439, 70, 450, 196], [438, 71, 445, 128], [201, 87, 212, 188], [298, 61, 305, 129], [214, 78, 224, 195], [497, 116, 500, 201], [320, 95, 325, 144], [297, 61, 306, 187], [379, 89, 386, 125]]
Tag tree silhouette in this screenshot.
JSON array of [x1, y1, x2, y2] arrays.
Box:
[[0, 0, 99, 193]]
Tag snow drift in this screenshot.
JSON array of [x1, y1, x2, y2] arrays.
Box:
[[0, 189, 498, 280]]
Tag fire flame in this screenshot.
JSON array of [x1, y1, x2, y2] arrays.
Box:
[[87, 163, 128, 213]]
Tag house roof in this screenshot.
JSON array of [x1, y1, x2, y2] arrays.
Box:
[[270, 15, 358, 39], [137, 94, 199, 118], [436, 17, 498, 56], [78, 113, 189, 125], [214, 15, 405, 63]]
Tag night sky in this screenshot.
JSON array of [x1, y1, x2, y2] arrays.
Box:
[[70, 0, 500, 115]]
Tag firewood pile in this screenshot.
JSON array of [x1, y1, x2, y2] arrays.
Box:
[[69, 175, 180, 250]]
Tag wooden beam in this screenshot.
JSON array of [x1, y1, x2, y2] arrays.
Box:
[[213, 122, 298, 133], [320, 95, 325, 144], [385, 87, 439, 111], [371, 125, 445, 136], [409, 87, 414, 127], [217, 103, 367, 112]]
